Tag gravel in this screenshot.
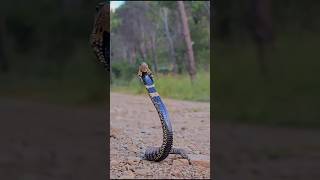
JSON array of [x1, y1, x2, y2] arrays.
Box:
[[110, 93, 210, 179]]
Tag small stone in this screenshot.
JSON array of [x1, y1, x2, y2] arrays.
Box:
[[172, 159, 190, 166], [127, 157, 140, 165], [127, 144, 138, 153], [135, 168, 149, 176], [171, 168, 183, 178], [192, 160, 209, 169], [111, 160, 118, 166], [110, 128, 121, 138], [120, 165, 126, 172], [119, 170, 135, 179]]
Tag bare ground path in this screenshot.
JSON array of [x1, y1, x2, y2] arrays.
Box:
[[110, 92, 211, 179]]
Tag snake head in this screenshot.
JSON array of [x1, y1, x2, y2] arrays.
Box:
[[138, 62, 152, 77]]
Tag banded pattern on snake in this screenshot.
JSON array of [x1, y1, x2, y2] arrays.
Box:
[[138, 63, 190, 163], [90, 2, 110, 71]]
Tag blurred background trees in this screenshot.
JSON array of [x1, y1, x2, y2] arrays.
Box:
[[110, 1, 210, 83], [0, 0, 211, 103]]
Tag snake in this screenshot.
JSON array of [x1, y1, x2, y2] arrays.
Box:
[[90, 1, 110, 71], [138, 62, 190, 163], [90, 3, 190, 163]]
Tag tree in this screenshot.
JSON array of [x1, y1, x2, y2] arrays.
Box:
[[160, 7, 178, 73], [177, 1, 196, 82]]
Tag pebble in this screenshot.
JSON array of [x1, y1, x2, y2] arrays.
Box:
[[192, 160, 210, 169], [135, 168, 150, 176], [111, 160, 118, 166], [119, 170, 135, 179], [110, 128, 121, 138], [127, 144, 138, 153], [127, 157, 141, 165], [171, 169, 182, 178], [172, 159, 190, 166]]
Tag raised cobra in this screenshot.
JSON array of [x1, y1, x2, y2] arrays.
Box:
[[138, 63, 190, 163], [90, 3, 190, 163]]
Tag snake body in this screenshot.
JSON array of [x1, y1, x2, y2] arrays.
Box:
[[89, 4, 189, 163], [138, 63, 189, 163], [90, 2, 110, 71]]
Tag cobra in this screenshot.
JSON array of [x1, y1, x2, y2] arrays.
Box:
[[90, 2, 110, 71], [138, 62, 190, 163]]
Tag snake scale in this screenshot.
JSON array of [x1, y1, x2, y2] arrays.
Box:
[[90, 2, 110, 71], [138, 63, 190, 163]]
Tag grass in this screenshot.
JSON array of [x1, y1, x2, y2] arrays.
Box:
[[111, 70, 210, 102]]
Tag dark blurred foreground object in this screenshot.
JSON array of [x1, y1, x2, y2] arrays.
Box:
[[90, 2, 110, 72], [213, 0, 320, 179], [0, 99, 106, 179], [0, 16, 8, 73], [249, 0, 275, 78]]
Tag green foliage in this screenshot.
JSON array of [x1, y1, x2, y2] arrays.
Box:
[[111, 10, 121, 32], [112, 71, 210, 102], [111, 61, 137, 85]]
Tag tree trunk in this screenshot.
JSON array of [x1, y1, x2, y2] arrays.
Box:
[[177, 1, 196, 82], [161, 7, 178, 73], [150, 33, 158, 74], [137, 18, 147, 62]]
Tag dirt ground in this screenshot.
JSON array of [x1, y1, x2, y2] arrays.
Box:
[[111, 92, 320, 180], [1, 93, 320, 180], [110, 92, 211, 179]]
